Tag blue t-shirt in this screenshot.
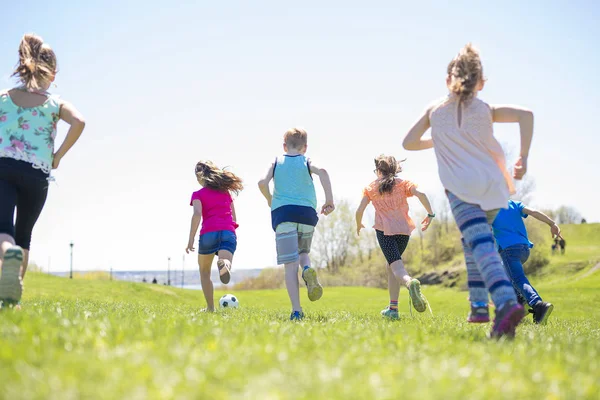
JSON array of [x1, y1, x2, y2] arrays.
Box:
[[492, 200, 533, 250]]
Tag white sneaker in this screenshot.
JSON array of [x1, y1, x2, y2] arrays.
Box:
[[0, 246, 24, 307]]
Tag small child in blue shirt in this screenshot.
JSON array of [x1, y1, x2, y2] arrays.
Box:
[[470, 200, 560, 325]]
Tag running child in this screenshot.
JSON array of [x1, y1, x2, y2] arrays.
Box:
[[403, 43, 534, 338], [489, 200, 559, 324], [355, 155, 434, 319], [185, 161, 243, 312], [0, 34, 86, 308], [258, 128, 334, 321]]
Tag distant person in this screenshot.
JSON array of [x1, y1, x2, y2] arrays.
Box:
[[152, 277, 157, 284], [559, 238, 566, 255], [491, 200, 559, 324], [403, 43, 534, 338], [551, 238, 559, 255], [185, 160, 243, 312], [355, 155, 434, 319], [258, 127, 334, 321], [581, 218, 587, 224], [0, 34, 85, 308], [142, 278, 147, 283]]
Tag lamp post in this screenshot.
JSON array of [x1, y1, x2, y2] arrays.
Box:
[[181, 254, 185, 288], [69, 242, 74, 279], [167, 257, 171, 286]]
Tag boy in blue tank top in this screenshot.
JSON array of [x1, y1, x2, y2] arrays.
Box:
[[258, 128, 334, 320]]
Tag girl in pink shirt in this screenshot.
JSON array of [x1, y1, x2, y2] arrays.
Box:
[[403, 44, 534, 338], [185, 160, 243, 312], [355, 155, 435, 319]]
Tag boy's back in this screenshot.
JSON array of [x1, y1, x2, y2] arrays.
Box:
[[271, 154, 318, 230]]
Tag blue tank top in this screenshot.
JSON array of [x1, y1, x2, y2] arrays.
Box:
[[270, 154, 318, 230]]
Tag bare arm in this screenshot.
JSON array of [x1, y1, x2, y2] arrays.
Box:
[[523, 206, 562, 239], [403, 107, 434, 151], [257, 163, 275, 207], [309, 161, 334, 215], [54, 100, 86, 169], [355, 195, 370, 235], [412, 187, 434, 231], [186, 200, 202, 253], [491, 105, 534, 180], [231, 201, 237, 222]]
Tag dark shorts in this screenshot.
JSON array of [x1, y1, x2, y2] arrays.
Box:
[[376, 230, 410, 264], [0, 158, 49, 250], [198, 230, 237, 255]]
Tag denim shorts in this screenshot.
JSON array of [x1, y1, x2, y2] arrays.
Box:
[[198, 230, 237, 255]]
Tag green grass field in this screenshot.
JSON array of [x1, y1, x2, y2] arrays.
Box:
[[1, 224, 599, 399]]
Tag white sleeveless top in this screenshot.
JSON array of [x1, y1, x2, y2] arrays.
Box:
[[430, 95, 515, 210]]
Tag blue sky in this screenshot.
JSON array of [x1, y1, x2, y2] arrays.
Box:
[[2, 1, 599, 272]]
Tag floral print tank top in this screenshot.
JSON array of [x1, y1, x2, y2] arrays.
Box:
[[0, 89, 61, 174]]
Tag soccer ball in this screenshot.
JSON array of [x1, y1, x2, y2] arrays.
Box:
[[219, 294, 239, 308]]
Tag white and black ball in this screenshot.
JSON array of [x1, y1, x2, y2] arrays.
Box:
[[219, 294, 239, 308]]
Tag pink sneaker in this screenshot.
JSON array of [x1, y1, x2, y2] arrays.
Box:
[[489, 301, 525, 339]]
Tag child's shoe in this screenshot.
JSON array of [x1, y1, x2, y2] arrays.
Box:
[[217, 259, 231, 284], [381, 307, 400, 320], [467, 303, 490, 323], [489, 300, 525, 339], [290, 310, 305, 321], [0, 247, 24, 308], [302, 267, 323, 301], [532, 301, 554, 325], [408, 279, 427, 313]]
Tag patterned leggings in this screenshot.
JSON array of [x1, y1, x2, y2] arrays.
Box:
[[446, 191, 516, 308]]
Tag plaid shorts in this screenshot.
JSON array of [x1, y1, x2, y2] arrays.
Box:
[[275, 222, 314, 265]]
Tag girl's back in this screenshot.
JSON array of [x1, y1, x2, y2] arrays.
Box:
[[364, 178, 416, 235], [430, 95, 513, 210]]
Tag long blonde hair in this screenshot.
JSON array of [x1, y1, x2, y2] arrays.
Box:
[[447, 43, 483, 103], [195, 161, 244, 195], [11, 33, 57, 91]]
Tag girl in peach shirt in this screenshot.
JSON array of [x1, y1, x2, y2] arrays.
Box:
[[355, 155, 434, 319]]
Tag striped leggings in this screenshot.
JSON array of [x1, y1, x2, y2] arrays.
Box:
[[446, 191, 516, 308]]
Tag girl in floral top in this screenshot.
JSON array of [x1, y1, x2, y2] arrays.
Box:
[[0, 34, 85, 308], [355, 155, 435, 319]]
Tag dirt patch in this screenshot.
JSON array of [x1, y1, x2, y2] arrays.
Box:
[[148, 286, 178, 296], [581, 262, 600, 279], [416, 268, 463, 288]]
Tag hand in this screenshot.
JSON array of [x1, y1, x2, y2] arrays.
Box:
[[185, 242, 195, 254], [550, 223, 562, 240], [357, 223, 365, 236], [52, 153, 62, 169], [513, 156, 527, 180], [421, 216, 433, 231], [321, 202, 335, 216]]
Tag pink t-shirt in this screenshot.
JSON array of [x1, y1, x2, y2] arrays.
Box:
[[363, 178, 417, 236], [190, 187, 238, 235]]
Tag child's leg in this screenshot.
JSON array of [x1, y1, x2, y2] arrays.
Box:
[[276, 223, 303, 311], [462, 239, 488, 305], [500, 246, 542, 306], [387, 264, 400, 305], [198, 254, 215, 311], [284, 261, 302, 312], [446, 192, 516, 309], [0, 177, 23, 306], [298, 224, 322, 302]]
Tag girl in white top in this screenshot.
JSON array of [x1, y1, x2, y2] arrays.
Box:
[[403, 44, 534, 339]]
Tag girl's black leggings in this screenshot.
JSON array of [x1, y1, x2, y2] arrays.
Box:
[[0, 158, 49, 250]]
